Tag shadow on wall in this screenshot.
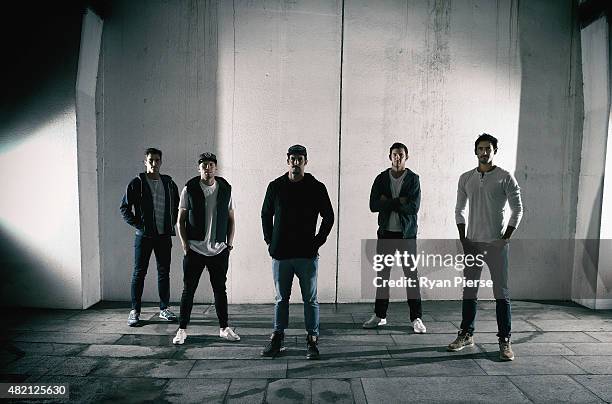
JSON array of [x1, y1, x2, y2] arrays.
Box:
[[513, 0, 583, 299]]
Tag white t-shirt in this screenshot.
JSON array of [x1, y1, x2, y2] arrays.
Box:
[[386, 169, 407, 232], [179, 180, 233, 256]]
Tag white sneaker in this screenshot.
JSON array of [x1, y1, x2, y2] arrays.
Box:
[[220, 327, 241, 341], [413, 318, 427, 334], [362, 314, 387, 329], [173, 328, 187, 345]]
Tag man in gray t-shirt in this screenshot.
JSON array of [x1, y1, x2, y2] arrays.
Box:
[[172, 153, 240, 345], [448, 133, 523, 362]]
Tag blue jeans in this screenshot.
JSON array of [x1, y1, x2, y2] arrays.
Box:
[[460, 241, 511, 338], [272, 258, 319, 336], [131, 234, 172, 312]]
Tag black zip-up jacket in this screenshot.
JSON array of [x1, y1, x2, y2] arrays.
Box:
[[369, 168, 420, 238], [261, 173, 335, 259], [120, 173, 180, 237]]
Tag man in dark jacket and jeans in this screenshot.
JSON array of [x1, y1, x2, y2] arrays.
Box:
[[363, 142, 426, 334], [120, 147, 180, 326], [261, 145, 334, 359]]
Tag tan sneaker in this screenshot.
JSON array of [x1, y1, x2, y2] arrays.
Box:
[[447, 331, 474, 351], [499, 338, 514, 361]]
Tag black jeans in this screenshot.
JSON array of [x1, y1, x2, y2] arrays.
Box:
[[374, 231, 423, 322], [131, 234, 172, 313], [460, 241, 511, 339], [179, 248, 230, 329]]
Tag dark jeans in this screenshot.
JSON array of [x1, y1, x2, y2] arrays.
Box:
[[460, 241, 511, 339], [374, 231, 423, 322], [179, 248, 230, 329], [131, 234, 172, 313]]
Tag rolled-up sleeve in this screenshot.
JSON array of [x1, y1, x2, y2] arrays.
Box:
[[504, 174, 523, 228], [455, 175, 468, 225]]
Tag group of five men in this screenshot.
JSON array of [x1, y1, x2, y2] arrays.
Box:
[[120, 134, 523, 361]]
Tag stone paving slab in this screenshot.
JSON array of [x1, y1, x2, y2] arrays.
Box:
[[115, 334, 176, 346], [8, 320, 97, 333], [564, 342, 612, 355], [162, 378, 229, 403], [495, 332, 599, 344], [475, 356, 586, 375], [80, 344, 177, 358], [388, 344, 486, 359], [284, 344, 391, 361], [175, 345, 270, 360], [225, 378, 268, 404], [312, 379, 354, 403], [529, 319, 612, 332], [377, 321, 458, 334], [287, 359, 386, 378], [509, 375, 604, 403], [361, 376, 530, 403], [266, 378, 311, 403], [572, 375, 612, 402], [479, 342, 576, 356], [91, 358, 195, 378], [188, 359, 286, 379], [565, 356, 612, 374], [2, 355, 65, 376], [381, 357, 487, 377], [12, 331, 123, 345], [316, 335, 396, 346], [8, 342, 87, 356], [88, 322, 183, 335], [45, 357, 100, 377], [351, 312, 436, 323]]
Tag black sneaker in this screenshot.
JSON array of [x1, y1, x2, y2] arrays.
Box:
[[306, 335, 320, 360], [261, 331, 284, 357]]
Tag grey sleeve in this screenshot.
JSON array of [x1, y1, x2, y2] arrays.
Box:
[[504, 173, 523, 228], [455, 175, 468, 225]]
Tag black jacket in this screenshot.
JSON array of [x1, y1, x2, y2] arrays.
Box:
[[261, 173, 334, 259], [120, 173, 180, 237], [369, 168, 420, 238]]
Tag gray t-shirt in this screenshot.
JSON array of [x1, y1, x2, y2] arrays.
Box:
[[145, 176, 166, 235], [386, 169, 407, 232], [179, 181, 233, 256], [455, 166, 523, 242]]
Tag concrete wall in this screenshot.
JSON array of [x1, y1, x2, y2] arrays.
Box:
[[96, 0, 584, 304], [0, 6, 86, 308]]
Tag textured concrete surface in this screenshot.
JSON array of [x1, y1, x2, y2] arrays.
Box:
[[2, 301, 612, 403]]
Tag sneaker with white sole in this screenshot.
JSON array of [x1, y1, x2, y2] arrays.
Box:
[[447, 331, 474, 352], [159, 308, 178, 321], [412, 318, 427, 334], [173, 328, 187, 345], [362, 314, 387, 329], [499, 337, 515, 361], [127, 310, 140, 327], [220, 327, 241, 341]]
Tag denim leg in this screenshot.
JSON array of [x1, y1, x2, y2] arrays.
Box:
[[206, 249, 230, 328], [460, 243, 483, 334], [153, 236, 172, 310], [273, 259, 294, 333], [402, 238, 422, 321], [488, 244, 511, 338], [294, 258, 319, 336], [132, 235, 154, 312], [179, 250, 205, 329]]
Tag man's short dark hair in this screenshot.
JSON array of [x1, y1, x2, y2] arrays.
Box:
[[389, 142, 408, 156], [145, 147, 162, 158], [474, 133, 498, 154]]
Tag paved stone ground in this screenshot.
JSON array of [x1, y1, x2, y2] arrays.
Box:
[[2, 301, 612, 403]]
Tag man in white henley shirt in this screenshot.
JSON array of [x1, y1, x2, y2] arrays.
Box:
[[447, 133, 523, 361]]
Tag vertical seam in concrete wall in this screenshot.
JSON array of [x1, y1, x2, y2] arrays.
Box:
[[335, 0, 345, 305]]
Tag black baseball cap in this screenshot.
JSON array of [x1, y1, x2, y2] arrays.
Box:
[[287, 144, 307, 158], [198, 152, 217, 164]]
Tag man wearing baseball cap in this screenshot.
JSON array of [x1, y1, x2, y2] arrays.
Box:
[[261, 145, 335, 359], [172, 152, 240, 344]]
